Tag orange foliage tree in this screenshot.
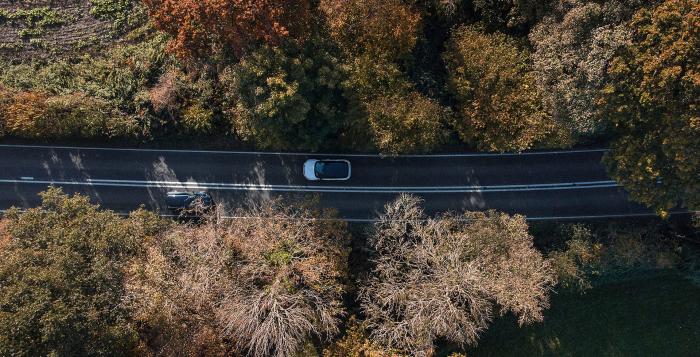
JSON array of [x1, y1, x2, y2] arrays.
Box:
[[142, 0, 311, 61]]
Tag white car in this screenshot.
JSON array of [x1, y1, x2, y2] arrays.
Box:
[[303, 159, 351, 181]]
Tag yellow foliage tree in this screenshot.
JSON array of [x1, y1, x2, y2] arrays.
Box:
[[444, 26, 559, 152], [601, 0, 700, 213]]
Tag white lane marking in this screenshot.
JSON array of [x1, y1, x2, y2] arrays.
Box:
[[87, 178, 618, 190], [0, 178, 621, 193], [0, 144, 608, 157], [20, 177, 34, 180]]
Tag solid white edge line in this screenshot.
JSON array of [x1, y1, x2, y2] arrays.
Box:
[[0, 178, 621, 193], [0, 143, 608, 157]]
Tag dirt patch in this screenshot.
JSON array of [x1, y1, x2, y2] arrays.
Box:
[[0, 0, 139, 60]]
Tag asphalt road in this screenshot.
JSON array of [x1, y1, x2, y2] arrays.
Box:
[[0, 144, 672, 221]]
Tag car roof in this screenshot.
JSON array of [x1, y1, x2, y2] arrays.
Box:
[[315, 160, 350, 178]]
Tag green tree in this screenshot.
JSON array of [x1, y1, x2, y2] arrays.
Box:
[[444, 25, 558, 152], [0, 187, 160, 356], [221, 43, 351, 151], [601, 0, 700, 213]]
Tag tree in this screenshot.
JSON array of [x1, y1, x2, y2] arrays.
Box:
[[0, 187, 161, 356], [366, 92, 450, 154], [319, 0, 421, 61], [444, 25, 558, 151], [600, 0, 700, 213], [530, 0, 640, 138], [128, 200, 350, 357], [142, 0, 311, 62], [126, 215, 237, 356], [221, 44, 351, 151], [320, 0, 457, 154], [360, 194, 555, 355]]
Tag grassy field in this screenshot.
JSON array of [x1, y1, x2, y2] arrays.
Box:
[[466, 271, 700, 357]]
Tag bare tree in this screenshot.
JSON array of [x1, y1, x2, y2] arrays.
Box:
[[360, 194, 555, 355], [127, 200, 350, 357], [221, 202, 349, 357], [125, 213, 237, 356]]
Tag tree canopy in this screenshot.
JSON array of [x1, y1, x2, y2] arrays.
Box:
[[142, 0, 311, 62], [360, 194, 555, 355], [529, 0, 640, 139], [445, 26, 558, 151], [320, 0, 421, 61], [0, 187, 161, 356], [128, 200, 350, 357], [601, 0, 700, 213], [221, 43, 351, 151]]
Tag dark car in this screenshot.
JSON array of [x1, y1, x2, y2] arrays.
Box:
[[165, 191, 214, 214], [303, 159, 351, 181]]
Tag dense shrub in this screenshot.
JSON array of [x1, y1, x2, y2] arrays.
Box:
[[323, 317, 401, 357], [0, 86, 9, 137], [0, 34, 178, 140], [547, 224, 602, 292], [0, 90, 138, 139], [547, 221, 688, 293], [180, 102, 215, 134]]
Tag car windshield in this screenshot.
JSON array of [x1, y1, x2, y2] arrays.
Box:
[[314, 161, 349, 179]]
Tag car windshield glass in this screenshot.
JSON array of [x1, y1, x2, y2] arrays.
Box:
[[314, 161, 348, 179]]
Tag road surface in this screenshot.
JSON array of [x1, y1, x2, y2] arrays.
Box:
[[0, 144, 675, 221]]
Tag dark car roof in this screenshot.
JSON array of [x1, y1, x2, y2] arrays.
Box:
[[314, 160, 350, 179]]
